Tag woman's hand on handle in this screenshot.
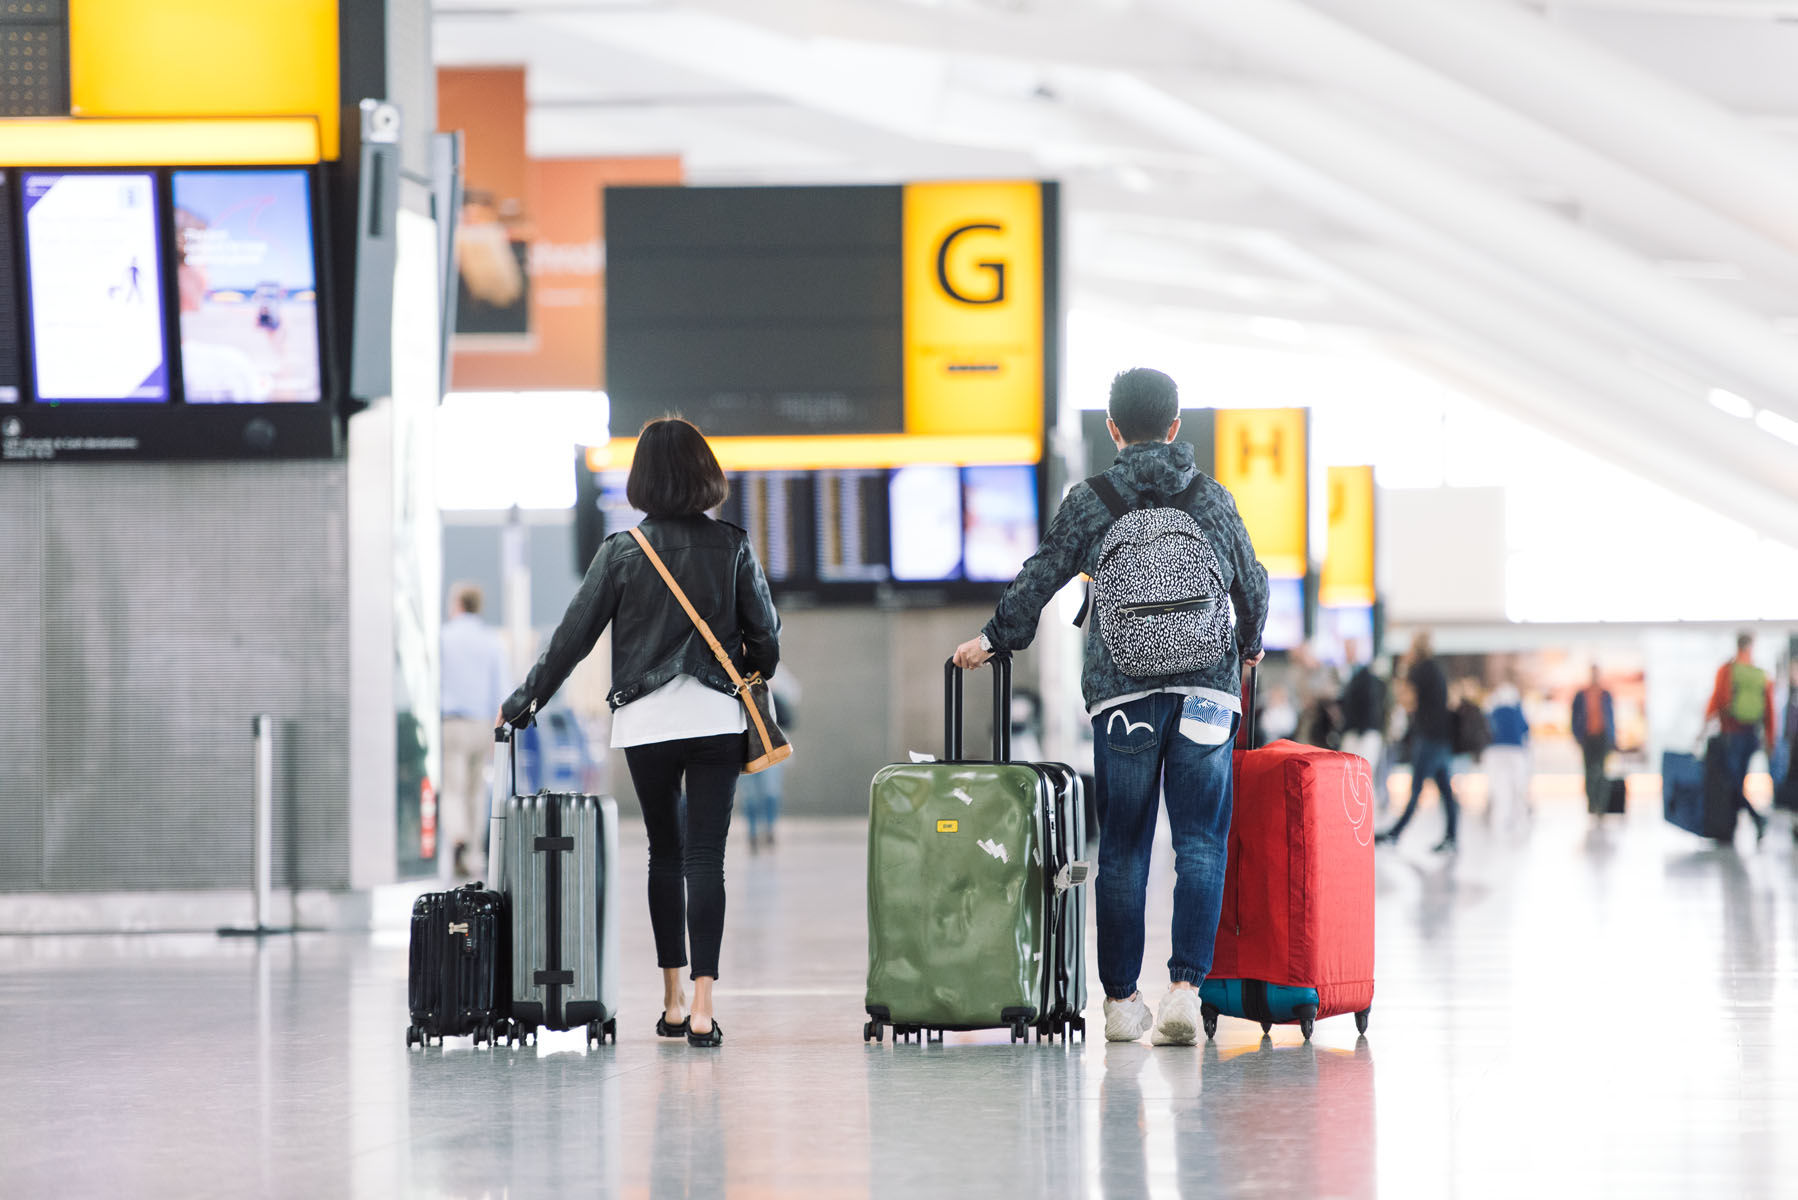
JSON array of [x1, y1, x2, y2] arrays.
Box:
[[953, 636, 993, 671]]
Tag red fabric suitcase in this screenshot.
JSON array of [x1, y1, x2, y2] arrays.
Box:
[[1200, 737, 1376, 1040]]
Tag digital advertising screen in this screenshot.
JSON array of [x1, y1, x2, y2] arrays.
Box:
[[1262, 576, 1308, 652], [1318, 604, 1376, 664], [962, 465, 1037, 583], [22, 171, 169, 403], [888, 464, 964, 582], [171, 169, 321, 403]]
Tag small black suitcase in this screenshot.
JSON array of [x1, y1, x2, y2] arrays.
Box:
[[407, 882, 510, 1048], [1606, 777, 1627, 815]]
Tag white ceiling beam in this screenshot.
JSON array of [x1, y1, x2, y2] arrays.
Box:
[[1310, 0, 1798, 255], [1096, 75, 1798, 421], [1147, 0, 1798, 298]]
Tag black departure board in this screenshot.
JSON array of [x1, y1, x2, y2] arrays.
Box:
[[604, 185, 904, 438]]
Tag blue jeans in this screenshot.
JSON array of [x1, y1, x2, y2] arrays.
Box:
[[1091, 693, 1237, 1001], [1386, 736, 1458, 841]]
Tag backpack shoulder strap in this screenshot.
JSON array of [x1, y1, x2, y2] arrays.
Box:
[[1085, 474, 1130, 519]]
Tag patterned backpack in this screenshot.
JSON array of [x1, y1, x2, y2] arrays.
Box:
[[1086, 474, 1232, 678]]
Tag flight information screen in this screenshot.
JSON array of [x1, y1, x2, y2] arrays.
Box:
[[171, 169, 321, 403], [0, 175, 19, 403], [814, 469, 889, 583], [606, 186, 905, 438], [23, 171, 169, 403]]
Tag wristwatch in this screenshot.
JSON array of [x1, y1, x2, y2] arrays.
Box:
[[978, 632, 994, 653]]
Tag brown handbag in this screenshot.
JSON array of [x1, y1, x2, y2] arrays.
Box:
[[627, 527, 793, 774]]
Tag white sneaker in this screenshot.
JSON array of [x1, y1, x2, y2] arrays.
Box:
[[1151, 987, 1202, 1046], [1103, 993, 1154, 1042]]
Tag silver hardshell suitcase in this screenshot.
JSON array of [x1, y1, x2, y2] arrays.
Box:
[[489, 726, 620, 1047]]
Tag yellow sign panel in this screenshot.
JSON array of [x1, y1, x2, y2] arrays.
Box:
[[937, 820, 959, 834], [1213, 408, 1308, 579], [1320, 465, 1376, 607], [68, 0, 342, 159], [902, 181, 1044, 442], [602, 432, 1039, 473], [0, 118, 321, 167]]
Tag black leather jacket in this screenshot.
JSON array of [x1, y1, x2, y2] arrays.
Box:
[[500, 515, 780, 725]]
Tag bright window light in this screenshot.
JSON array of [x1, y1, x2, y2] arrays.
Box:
[[436, 391, 609, 511], [1707, 387, 1754, 419], [1755, 408, 1798, 446]]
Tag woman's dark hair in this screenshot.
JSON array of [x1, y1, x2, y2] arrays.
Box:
[[626, 417, 729, 518]]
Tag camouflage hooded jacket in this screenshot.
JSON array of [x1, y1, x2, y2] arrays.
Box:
[[980, 439, 1270, 714]]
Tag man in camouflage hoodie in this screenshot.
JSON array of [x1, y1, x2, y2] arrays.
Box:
[[954, 368, 1268, 1045]]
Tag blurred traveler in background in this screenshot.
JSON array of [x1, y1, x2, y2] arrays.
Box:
[[1259, 684, 1299, 746], [1571, 666, 1616, 824], [1009, 688, 1046, 764], [440, 583, 510, 879], [501, 418, 782, 1047], [1381, 652, 1409, 814], [1451, 680, 1491, 769], [953, 367, 1268, 1046], [1338, 640, 1387, 805], [1376, 631, 1461, 853], [1776, 661, 1798, 825], [1484, 682, 1531, 832], [741, 672, 799, 849], [1705, 633, 1774, 844]]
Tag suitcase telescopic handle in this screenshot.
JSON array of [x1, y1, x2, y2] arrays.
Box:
[[1238, 664, 1258, 750], [944, 652, 1012, 762]]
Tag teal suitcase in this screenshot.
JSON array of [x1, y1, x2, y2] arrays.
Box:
[[865, 656, 1090, 1044]]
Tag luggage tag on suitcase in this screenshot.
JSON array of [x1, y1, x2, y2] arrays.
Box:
[[1179, 695, 1236, 746]]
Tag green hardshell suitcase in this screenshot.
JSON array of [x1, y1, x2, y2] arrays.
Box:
[[865, 656, 1090, 1044]]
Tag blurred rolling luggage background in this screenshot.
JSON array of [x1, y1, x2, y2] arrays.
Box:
[[1662, 744, 1735, 840], [865, 656, 1090, 1044], [406, 882, 509, 1048], [1201, 675, 1375, 1041], [491, 725, 621, 1048], [1607, 777, 1628, 815]]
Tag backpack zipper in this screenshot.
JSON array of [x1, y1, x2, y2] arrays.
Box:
[[1117, 597, 1213, 618]]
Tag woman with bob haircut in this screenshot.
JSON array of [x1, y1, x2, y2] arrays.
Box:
[[500, 417, 780, 1047]]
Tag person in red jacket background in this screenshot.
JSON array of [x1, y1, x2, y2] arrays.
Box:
[[1705, 632, 1775, 843]]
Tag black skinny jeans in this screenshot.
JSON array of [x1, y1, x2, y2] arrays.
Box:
[[623, 732, 741, 981]]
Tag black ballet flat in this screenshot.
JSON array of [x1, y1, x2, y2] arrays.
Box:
[[656, 1014, 690, 1038], [687, 1020, 723, 1048]]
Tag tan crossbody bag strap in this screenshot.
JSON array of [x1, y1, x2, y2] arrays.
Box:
[[627, 528, 777, 749]]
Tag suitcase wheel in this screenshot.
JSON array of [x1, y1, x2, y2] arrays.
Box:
[[405, 1025, 420, 1049], [1297, 1004, 1317, 1041], [605, 1018, 617, 1044], [863, 1020, 882, 1043], [1259, 1020, 1273, 1036], [1200, 1003, 1219, 1041], [1354, 1007, 1370, 1036], [1010, 1021, 1029, 1043]]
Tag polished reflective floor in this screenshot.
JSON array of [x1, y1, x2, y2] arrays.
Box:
[[3, 783, 1795, 1198]]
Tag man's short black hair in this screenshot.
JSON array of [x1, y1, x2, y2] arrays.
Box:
[[626, 417, 729, 518], [1108, 368, 1179, 443]]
